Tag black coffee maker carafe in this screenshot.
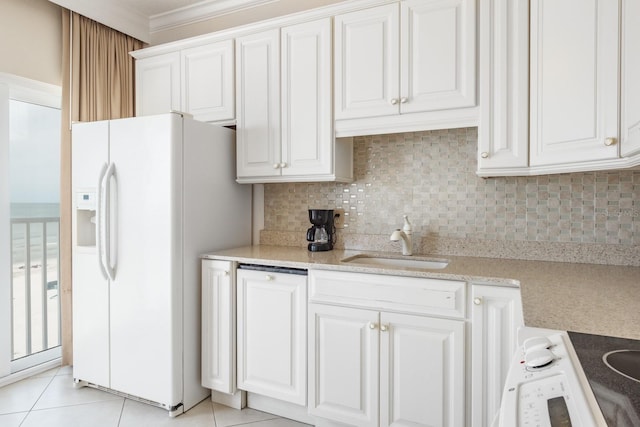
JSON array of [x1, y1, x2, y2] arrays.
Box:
[[306, 209, 335, 252]]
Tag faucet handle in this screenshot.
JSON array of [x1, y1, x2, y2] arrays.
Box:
[[402, 215, 412, 234]]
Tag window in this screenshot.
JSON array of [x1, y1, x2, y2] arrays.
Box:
[[0, 73, 62, 377]]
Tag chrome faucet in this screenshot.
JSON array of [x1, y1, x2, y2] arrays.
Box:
[[390, 215, 412, 255]]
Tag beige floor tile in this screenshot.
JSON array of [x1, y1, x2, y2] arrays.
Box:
[[119, 398, 216, 427], [247, 418, 312, 427], [32, 375, 123, 410], [212, 402, 279, 427], [0, 377, 52, 414], [0, 412, 28, 427], [21, 400, 123, 427]]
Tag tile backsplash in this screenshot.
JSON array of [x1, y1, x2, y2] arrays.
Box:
[[262, 128, 640, 265]]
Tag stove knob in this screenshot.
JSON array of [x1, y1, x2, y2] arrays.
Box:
[[525, 348, 555, 369], [523, 336, 552, 353]]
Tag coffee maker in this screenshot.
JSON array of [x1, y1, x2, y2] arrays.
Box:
[[306, 209, 335, 252]]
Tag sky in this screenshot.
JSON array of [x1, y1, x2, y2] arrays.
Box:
[[9, 99, 60, 204]]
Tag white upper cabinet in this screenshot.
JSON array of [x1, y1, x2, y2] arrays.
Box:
[[334, 4, 400, 120], [236, 29, 282, 180], [478, 0, 640, 176], [477, 0, 529, 173], [136, 52, 181, 117], [236, 19, 353, 184], [334, 0, 477, 137], [400, 0, 476, 113], [181, 41, 234, 123], [621, 0, 640, 157], [281, 19, 333, 178], [529, 0, 620, 167], [135, 41, 234, 123]]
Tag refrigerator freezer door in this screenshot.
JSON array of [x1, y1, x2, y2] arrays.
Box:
[[108, 114, 183, 407], [72, 120, 110, 387]]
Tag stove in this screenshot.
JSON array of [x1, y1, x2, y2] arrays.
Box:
[[497, 327, 607, 426], [568, 331, 640, 426]]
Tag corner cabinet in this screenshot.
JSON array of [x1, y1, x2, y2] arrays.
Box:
[[478, 0, 640, 177], [308, 270, 466, 427], [134, 40, 235, 124], [235, 19, 353, 184], [334, 0, 478, 137], [236, 267, 307, 406]]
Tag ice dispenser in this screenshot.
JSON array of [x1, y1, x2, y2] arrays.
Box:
[[76, 191, 97, 247]]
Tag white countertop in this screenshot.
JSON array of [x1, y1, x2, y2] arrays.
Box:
[[203, 245, 640, 340]]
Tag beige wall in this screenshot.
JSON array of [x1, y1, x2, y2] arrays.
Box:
[[0, 0, 62, 86], [150, 0, 350, 45]]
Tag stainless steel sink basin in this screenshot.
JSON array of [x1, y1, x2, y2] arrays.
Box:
[[341, 254, 450, 270]]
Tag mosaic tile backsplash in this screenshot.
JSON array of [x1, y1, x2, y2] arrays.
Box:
[[262, 128, 640, 264]]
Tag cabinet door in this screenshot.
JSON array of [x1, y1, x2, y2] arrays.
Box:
[[308, 304, 379, 427], [236, 30, 281, 178], [281, 18, 333, 177], [477, 0, 529, 173], [621, 0, 640, 157], [529, 0, 619, 166], [135, 52, 181, 116], [201, 260, 235, 393], [182, 41, 234, 123], [401, 0, 475, 114], [335, 4, 400, 120], [237, 269, 307, 405], [380, 312, 465, 427], [470, 285, 523, 427]]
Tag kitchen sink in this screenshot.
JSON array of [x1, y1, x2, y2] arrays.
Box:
[[341, 254, 450, 270]]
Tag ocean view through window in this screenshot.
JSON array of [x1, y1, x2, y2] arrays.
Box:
[[8, 97, 61, 372]]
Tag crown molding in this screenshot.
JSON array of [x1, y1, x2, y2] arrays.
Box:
[[150, 0, 278, 33]]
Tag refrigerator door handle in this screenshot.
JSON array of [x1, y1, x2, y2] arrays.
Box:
[[97, 163, 109, 280], [103, 162, 117, 281]]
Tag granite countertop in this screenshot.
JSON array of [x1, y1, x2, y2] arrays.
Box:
[[202, 245, 640, 340]]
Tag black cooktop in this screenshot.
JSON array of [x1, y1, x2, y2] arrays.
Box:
[[568, 331, 640, 426]]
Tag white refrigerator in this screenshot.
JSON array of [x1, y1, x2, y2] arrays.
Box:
[[71, 113, 251, 415]]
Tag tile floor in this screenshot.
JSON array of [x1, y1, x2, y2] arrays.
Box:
[[0, 366, 311, 427]]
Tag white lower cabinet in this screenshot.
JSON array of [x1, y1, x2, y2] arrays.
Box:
[[470, 284, 524, 427], [309, 304, 465, 427], [236, 268, 307, 406], [201, 259, 236, 394], [202, 262, 523, 427], [308, 270, 466, 427]]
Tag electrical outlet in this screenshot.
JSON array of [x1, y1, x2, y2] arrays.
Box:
[[334, 208, 346, 229]]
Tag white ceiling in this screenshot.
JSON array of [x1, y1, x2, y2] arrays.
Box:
[[49, 0, 277, 42]]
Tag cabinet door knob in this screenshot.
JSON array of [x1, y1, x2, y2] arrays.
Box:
[[400, 97, 408, 104], [480, 152, 489, 159], [473, 297, 483, 305], [604, 137, 617, 146], [369, 322, 377, 330], [380, 324, 388, 332], [390, 98, 399, 105], [273, 163, 280, 169], [223, 271, 229, 276], [265, 275, 274, 281], [279, 162, 287, 168]]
